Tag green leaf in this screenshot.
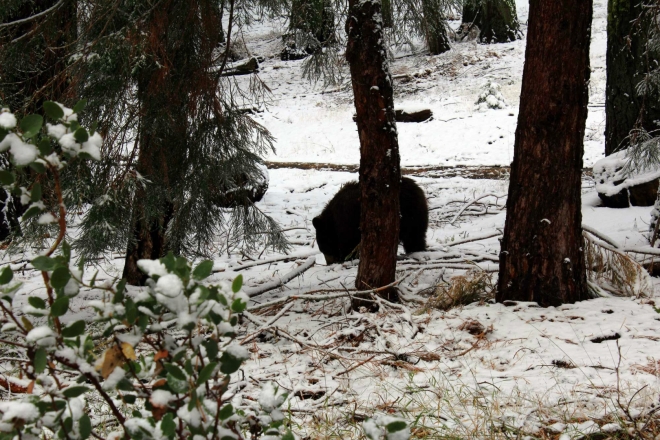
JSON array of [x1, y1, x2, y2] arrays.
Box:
[[0, 127, 7, 142], [21, 206, 42, 221], [79, 414, 92, 440], [62, 320, 85, 338], [89, 121, 98, 136], [218, 404, 233, 420], [164, 364, 186, 381], [72, 99, 87, 114], [281, 432, 295, 440], [161, 413, 176, 437], [184, 358, 193, 376], [122, 394, 136, 404], [20, 114, 43, 139], [28, 296, 46, 309], [196, 362, 217, 385], [34, 348, 47, 373], [51, 296, 69, 317], [0, 266, 13, 285], [232, 274, 243, 293], [43, 101, 64, 120], [161, 252, 176, 271], [0, 170, 15, 185], [69, 120, 80, 132], [73, 127, 89, 143], [385, 421, 407, 433], [32, 256, 57, 271], [219, 351, 244, 375], [231, 298, 247, 314], [203, 340, 219, 361], [62, 241, 71, 263], [30, 183, 42, 202], [113, 279, 127, 303], [62, 385, 90, 398], [187, 388, 197, 411], [37, 139, 52, 156], [192, 260, 213, 281], [50, 267, 71, 289], [116, 378, 134, 391], [125, 298, 137, 324], [166, 373, 189, 394], [29, 162, 46, 174]]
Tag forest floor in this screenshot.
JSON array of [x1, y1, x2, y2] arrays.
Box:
[[4, 0, 660, 438]]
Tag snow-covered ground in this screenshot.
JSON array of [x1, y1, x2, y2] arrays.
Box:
[[240, 0, 608, 168], [3, 0, 660, 438]]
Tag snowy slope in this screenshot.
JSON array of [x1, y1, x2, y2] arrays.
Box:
[[238, 0, 607, 168]]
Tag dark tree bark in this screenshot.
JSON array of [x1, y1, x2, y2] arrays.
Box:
[[497, 0, 592, 307], [122, 3, 217, 285], [605, 0, 660, 155], [422, 0, 451, 55], [346, 0, 401, 309], [288, 0, 335, 48], [462, 0, 521, 44]]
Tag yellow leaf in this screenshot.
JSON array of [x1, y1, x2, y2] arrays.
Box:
[[21, 317, 33, 332], [121, 342, 136, 361], [96, 345, 124, 379]]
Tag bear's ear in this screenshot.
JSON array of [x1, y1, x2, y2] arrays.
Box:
[[312, 216, 322, 230]]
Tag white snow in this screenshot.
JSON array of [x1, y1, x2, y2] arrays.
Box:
[[26, 326, 56, 347], [0, 402, 39, 423], [137, 260, 169, 277], [150, 389, 175, 407], [0, 111, 17, 130]]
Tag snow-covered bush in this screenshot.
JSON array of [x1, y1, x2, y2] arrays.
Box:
[[0, 105, 292, 439], [476, 82, 506, 110]]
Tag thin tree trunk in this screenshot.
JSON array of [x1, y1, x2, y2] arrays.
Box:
[[462, 0, 521, 44], [605, 0, 660, 155], [346, 0, 401, 310], [497, 0, 592, 307]]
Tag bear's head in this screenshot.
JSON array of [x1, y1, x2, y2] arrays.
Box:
[[312, 215, 339, 264]]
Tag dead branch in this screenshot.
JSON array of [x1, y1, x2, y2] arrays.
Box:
[[449, 194, 507, 225], [244, 256, 316, 298], [220, 250, 319, 273]]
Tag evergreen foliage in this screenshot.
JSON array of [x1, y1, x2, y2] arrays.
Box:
[[1, 1, 289, 270]]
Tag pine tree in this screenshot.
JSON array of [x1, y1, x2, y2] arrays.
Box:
[[346, 0, 401, 309], [605, 0, 660, 156], [497, 0, 592, 307], [69, 0, 286, 284], [462, 0, 521, 44]]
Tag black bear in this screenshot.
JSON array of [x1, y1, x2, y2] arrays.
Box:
[[312, 177, 428, 264]]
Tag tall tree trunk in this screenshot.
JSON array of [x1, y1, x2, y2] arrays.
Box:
[[462, 0, 521, 44], [422, 0, 451, 55], [346, 0, 401, 310], [122, 5, 199, 285], [605, 0, 660, 155], [497, 0, 592, 307]]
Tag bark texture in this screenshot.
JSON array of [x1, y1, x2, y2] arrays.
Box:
[[462, 0, 521, 44], [605, 0, 660, 155], [346, 0, 401, 309], [497, 0, 592, 307], [123, 2, 216, 285]]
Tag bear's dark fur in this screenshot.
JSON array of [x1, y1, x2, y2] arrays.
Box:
[[312, 177, 428, 264]]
